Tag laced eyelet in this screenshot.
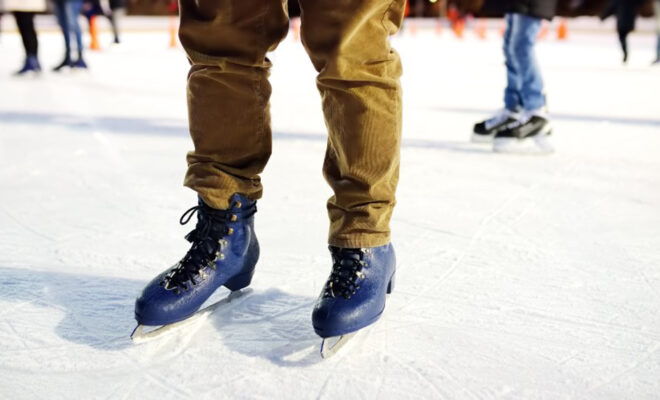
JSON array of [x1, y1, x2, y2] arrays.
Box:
[[164, 200, 255, 293], [324, 247, 369, 299]]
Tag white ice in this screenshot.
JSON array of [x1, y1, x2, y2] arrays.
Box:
[[1, 17, 660, 399]]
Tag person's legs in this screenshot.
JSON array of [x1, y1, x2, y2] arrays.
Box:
[[503, 13, 522, 111], [133, 0, 289, 333], [68, 0, 85, 60], [12, 12, 41, 74], [52, 0, 71, 60], [508, 13, 544, 112], [618, 30, 629, 63], [298, 0, 405, 248], [13, 12, 38, 58], [108, 9, 123, 43], [654, 0, 660, 62], [180, 0, 289, 210]]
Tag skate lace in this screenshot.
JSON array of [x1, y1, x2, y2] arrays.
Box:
[[160, 204, 237, 294], [324, 247, 368, 300]]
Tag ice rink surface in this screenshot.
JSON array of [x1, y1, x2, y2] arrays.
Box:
[[1, 19, 659, 399]]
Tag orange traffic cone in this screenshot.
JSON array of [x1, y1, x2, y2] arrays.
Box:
[[435, 18, 443, 36], [538, 21, 549, 40], [452, 19, 465, 38], [557, 19, 568, 40], [475, 19, 487, 40], [169, 16, 178, 48], [89, 15, 100, 51], [409, 19, 418, 36], [291, 17, 300, 42]]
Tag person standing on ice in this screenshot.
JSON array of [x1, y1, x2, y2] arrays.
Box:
[[601, 0, 644, 64], [0, 0, 47, 75], [471, 0, 558, 153], [52, 0, 88, 70], [653, 0, 660, 64], [134, 0, 403, 352]]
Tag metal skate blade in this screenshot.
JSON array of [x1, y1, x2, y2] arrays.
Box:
[[320, 331, 358, 359], [131, 288, 253, 344]]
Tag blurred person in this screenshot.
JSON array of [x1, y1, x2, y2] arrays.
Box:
[[52, 0, 87, 70], [654, 0, 660, 64], [132, 0, 404, 350], [601, 0, 644, 63], [0, 0, 47, 75], [472, 0, 558, 153], [83, 0, 123, 44], [108, 0, 124, 44]]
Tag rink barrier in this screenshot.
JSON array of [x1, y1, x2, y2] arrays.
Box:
[[0, 16, 654, 36]]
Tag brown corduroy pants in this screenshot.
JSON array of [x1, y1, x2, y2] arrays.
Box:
[[179, 0, 404, 248]]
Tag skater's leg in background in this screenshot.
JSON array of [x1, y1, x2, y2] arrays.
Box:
[[13, 12, 38, 59], [618, 30, 628, 63], [68, 0, 85, 60], [53, 1, 71, 59], [509, 13, 544, 112], [654, 0, 660, 61], [109, 8, 124, 43], [503, 13, 522, 111], [299, 0, 405, 248], [179, 0, 289, 209]]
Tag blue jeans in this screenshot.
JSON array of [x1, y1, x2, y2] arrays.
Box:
[[503, 13, 545, 112], [53, 0, 84, 58]]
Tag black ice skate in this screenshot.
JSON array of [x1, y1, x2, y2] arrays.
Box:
[[472, 109, 520, 143], [493, 114, 553, 154]]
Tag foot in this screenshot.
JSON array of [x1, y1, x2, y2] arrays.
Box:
[[493, 112, 553, 154], [72, 58, 88, 69], [52, 57, 73, 72], [312, 244, 396, 338], [472, 109, 521, 143], [13, 56, 42, 76], [135, 194, 259, 326]]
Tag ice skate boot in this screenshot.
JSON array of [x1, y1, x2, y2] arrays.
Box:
[[52, 56, 73, 72], [312, 244, 396, 357], [13, 56, 42, 76], [493, 113, 553, 154], [132, 194, 259, 342], [72, 58, 88, 69], [472, 109, 520, 143]]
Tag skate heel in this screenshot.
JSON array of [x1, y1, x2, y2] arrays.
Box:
[[224, 269, 255, 291], [386, 272, 395, 294]]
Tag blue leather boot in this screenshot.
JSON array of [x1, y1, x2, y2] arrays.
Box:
[[135, 194, 259, 326], [14, 55, 42, 76], [312, 244, 396, 338]]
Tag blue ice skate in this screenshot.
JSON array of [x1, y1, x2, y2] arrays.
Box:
[[312, 244, 395, 357], [132, 194, 258, 341], [14, 55, 42, 76]]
